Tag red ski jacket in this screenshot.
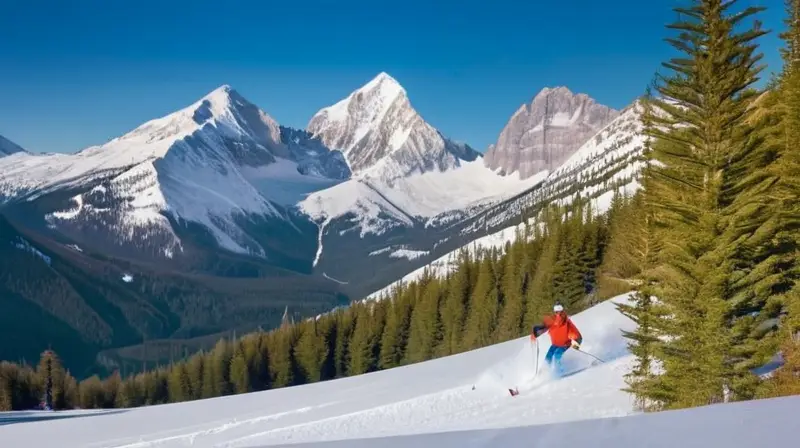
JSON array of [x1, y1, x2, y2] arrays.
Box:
[[532, 314, 582, 348]]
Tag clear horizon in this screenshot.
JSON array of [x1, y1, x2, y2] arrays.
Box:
[[0, 0, 784, 154]]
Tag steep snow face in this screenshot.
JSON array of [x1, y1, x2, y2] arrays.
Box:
[[484, 86, 619, 179], [308, 72, 479, 181], [0, 86, 346, 257], [0, 134, 26, 157]]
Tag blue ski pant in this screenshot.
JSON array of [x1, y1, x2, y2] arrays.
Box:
[[545, 344, 569, 372]]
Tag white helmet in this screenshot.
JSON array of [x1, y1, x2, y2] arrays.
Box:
[[553, 303, 564, 313]]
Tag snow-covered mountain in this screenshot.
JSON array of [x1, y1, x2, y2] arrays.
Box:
[[0, 85, 347, 263], [3, 294, 793, 448], [307, 72, 479, 180], [484, 86, 619, 179], [0, 134, 26, 157]]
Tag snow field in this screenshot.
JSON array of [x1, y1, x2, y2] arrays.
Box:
[[293, 393, 800, 448]]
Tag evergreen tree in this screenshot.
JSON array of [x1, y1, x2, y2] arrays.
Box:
[[167, 362, 193, 402], [229, 342, 251, 395], [187, 352, 205, 400], [315, 317, 337, 381], [333, 309, 355, 378], [37, 350, 66, 409], [201, 350, 218, 399], [617, 91, 669, 411], [143, 369, 169, 405], [757, 0, 800, 397], [405, 279, 443, 363], [268, 329, 297, 388], [436, 250, 472, 356], [552, 216, 586, 309], [118, 374, 145, 408], [0, 363, 12, 411], [295, 320, 329, 383], [643, 0, 771, 408], [103, 370, 122, 408], [210, 338, 234, 397], [495, 235, 527, 342], [252, 333, 271, 391], [348, 302, 386, 375], [461, 254, 500, 350], [79, 375, 104, 409], [525, 208, 563, 329], [379, 288, 413, 369]]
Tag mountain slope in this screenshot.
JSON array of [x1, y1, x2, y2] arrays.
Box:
[[0, 213, 347, 377], [5, 294, 790, 448], [0, 134, 26, 157], [484, 86, 619, 179]]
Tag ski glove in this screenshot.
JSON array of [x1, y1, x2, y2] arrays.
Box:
[[571, 340, 581, 350]]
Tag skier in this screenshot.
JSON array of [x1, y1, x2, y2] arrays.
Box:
[[530, 302, 582, 374]]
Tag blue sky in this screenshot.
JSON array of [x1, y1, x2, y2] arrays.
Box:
[[0, 0, 784, 154]]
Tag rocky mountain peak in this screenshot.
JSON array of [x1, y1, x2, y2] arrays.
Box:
[[307, 72, 478, 180], [484, 86, 619, 179]]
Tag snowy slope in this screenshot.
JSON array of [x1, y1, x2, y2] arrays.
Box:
[[303, 395, 800, 448], [3, 293, 792, 448], [299, 159, 547, 237], [0, 294, 640, 447], [0, 134, 26, 157]]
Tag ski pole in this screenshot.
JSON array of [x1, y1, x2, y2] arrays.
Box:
[[577, 348, 606, 364], [529, 337, 540, 378]]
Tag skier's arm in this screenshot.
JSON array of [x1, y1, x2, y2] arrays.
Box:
[[568, 319, 583, 344], [531, 322, 549, 338]]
